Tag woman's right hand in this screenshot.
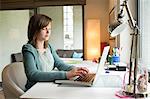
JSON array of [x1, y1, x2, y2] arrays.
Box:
[[66, 67, 89, 79]]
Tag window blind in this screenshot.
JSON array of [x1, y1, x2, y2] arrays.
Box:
[[140, 0, 150, 70]]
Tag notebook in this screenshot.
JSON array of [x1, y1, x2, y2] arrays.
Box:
[[55, 46, 110, 87]]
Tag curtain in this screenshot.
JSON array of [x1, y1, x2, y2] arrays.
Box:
[[139, 0, 150, 69]]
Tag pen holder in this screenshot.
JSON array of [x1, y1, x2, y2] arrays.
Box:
[[108, 55, 113, 65], [112, 55, 120, 63]]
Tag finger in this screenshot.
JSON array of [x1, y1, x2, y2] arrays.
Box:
[[76, 70, 87, 77], [78, 67, 89, 74], [82, 67, 89, 73], [76, 67, 82, 70], [75, 72, 84, 77]]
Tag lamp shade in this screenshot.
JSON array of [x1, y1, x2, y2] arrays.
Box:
[[110, 23, 127, 37], [85, 19, 100, 60]]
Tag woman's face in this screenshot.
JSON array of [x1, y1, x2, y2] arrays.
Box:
[[37, 22, 52, 41]]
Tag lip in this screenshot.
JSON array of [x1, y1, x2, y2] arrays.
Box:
[[45, 35, 49, 37]]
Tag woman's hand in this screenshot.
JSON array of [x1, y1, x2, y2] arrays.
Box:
[[66, 67, 89, 79]]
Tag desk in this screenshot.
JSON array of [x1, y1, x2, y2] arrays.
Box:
[[20, 82, 121, 99], [20, 82, 150, 99], [20, 61, 150, 99], [20, 71, 127, 99], [20, 61, 126, 99]]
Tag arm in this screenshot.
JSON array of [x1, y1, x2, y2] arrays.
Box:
[[49, 44, 75, 71], [49, 45, 89, 79], [22, 44, 67, 82]]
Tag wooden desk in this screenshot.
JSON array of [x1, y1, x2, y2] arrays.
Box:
[[20, 82, 121, 99]]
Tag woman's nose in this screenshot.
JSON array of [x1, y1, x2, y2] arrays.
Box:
[[47, 29, 51, 34], [46, 30, 49, 33]]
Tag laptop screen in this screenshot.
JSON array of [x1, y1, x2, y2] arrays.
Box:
[[93, 46, 110, 85]]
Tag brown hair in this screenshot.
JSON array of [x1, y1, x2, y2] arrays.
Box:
[[28, 14, 52, 48]]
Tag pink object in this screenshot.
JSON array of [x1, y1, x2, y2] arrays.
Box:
[[115, 90, 133, 99]]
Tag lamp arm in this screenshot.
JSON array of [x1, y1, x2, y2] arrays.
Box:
[[123, 0, 136, 29], [128, 33, 134, 85], [135, 25, 140, 33]]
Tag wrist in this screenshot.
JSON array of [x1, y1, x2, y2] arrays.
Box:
[[66, 72, 71, 79]]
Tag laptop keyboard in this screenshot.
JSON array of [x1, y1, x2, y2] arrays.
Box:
[[75, 73, 96, 82]]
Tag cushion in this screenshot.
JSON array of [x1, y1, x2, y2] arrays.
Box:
[[72, 52, 83, 58], [56, 49, 83, 58], [56, 50, 73, 58]]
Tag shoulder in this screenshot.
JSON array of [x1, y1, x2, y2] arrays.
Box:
[[47, 43, 55, 51], [47, 43, 58, 56], [22, 43, 36, 52]]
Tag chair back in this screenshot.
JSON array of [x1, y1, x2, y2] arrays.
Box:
[[2, 62, 27, 99]]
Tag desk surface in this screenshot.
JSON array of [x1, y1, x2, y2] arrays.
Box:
[[20, 61, 150, 99], [20, 82, 121, 99], [20, 82, 150, 99]]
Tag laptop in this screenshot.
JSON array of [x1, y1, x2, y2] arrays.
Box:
[[55, 46, 110, 87]]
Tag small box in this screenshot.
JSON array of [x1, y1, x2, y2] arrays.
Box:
[[116, 66, 126, 71], [114, 62, 127, 71]]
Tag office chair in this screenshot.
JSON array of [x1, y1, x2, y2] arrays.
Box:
[[2, 62, 27, 99]]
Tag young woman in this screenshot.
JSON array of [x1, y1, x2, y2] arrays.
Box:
[[22, 14, 89, 90]]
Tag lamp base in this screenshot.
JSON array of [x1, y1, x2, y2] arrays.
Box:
[[123, 91, 148, 98], [123, 84, 149, 98], [115, 89, 148, 98]]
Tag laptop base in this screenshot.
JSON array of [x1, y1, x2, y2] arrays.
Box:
[[55, 80, 92, 87]]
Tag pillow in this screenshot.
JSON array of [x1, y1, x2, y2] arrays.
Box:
[[72, 52, 83, 58]]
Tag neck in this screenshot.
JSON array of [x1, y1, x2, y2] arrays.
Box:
[[36, 40, 44, 49]]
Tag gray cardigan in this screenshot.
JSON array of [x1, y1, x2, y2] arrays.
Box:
[[22, 43, 74, 90]]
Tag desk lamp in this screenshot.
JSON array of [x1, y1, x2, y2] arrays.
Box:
[[109, 0, 148, 98]]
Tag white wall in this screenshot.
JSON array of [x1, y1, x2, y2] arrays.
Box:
[[0, 10, 29, 81], [140, 0, 150, 69]]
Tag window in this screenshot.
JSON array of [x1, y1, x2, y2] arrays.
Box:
[[139, 0, 150, 69], [63, 6, 74, 49]]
